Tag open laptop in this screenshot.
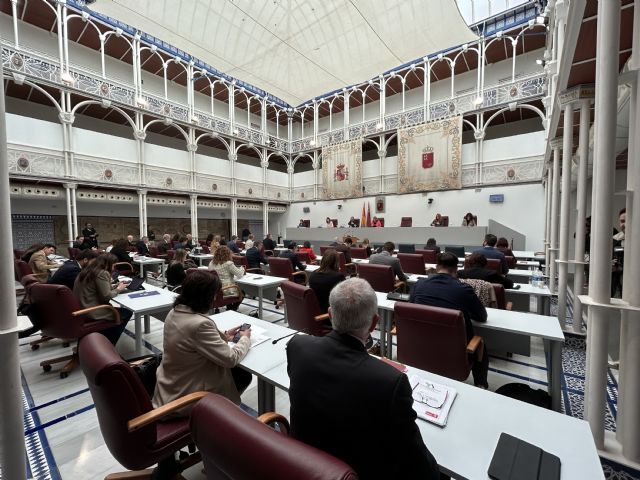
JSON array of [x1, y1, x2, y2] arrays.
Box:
[[125, 276, 145, 292]]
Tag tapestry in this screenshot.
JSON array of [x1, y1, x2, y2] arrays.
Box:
[[322, 140, 363, 199], [397, 116, 462, 193]]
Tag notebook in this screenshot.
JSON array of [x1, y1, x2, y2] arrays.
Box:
[[409, 375, 457, 427], [488, 433, 561, 480], [125, 277, 145, 292]]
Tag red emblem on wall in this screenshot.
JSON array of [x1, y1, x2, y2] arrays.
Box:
[[334, 163, 349, 182], [422, 147, 434, 169]]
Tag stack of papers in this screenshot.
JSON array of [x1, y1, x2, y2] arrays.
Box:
[[409, 375, 457, 427], [228, 324, 270, 349]]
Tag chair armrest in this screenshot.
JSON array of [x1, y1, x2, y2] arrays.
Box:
[[72, 305, 121, 323], [345, 262, 354, 267], [394, 281, 406, 292], [257, 412, 290, 434], [247, 268, 263, 273], [314, 313, 330, 323], [291, 270, 308, 285], [128, 391, 209, 432], [466, 335, 484, 361]]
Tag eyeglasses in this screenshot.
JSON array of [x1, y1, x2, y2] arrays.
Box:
[[413, 382, 447, 409]]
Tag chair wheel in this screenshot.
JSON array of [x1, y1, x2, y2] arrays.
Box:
[[60, 371, 68, 379], [42, 364, 52, 372], [31, 344, 40, 351]]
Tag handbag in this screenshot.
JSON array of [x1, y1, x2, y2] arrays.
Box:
[[128, 354, 163, 397]]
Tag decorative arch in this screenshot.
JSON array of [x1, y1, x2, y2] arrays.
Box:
[[195, 132, 231, 154], [71, 100, 136, 130], [484, 103, 545, 131], [234, 142, 263, 161], [143, 118, 189, 143], [9, 78, 63, 112]]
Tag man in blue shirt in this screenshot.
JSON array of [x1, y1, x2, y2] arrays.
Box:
[[473, 234, 509, 274], [227, 235, 241, 254], [410, 251, 489, 388]]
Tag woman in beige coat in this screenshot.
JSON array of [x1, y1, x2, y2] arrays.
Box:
[[152, 270, 252, 414], [209, 245, 244, 310]]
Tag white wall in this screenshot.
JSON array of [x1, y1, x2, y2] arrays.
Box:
[[74, 128, 137, 162], [283, 183, 546, 251], [7, 113, 63, 150]]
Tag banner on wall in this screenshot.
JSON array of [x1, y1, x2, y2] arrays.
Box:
[[322, 140, 363, 199], [397, 116, 462, 193]]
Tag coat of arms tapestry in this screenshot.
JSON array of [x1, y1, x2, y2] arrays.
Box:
[[397, 116, 462, 193], [322, 140, 363, 199]]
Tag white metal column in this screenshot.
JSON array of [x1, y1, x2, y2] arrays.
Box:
[[557, 103, 574, 326], [230, 198, 238, 237], [190, 194, 198, 242], [583, 0, 620, 449], [549, 140, 561, 293], [572, 99, 592, 333], [544, 164, 553, 275], [0, 43, 27, 479], [137, 189, 147, 239], [263, 201, 269, 237]]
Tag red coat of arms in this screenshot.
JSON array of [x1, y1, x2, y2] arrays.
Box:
[[334, 163, 349, 182], [422, 146, 434, 169]]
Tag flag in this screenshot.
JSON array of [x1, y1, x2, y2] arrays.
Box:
[[361, 202, 366, 227], [366, 202, 372, 227]]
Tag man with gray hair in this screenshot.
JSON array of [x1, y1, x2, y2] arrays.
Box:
[[287, 278, 439, 479]]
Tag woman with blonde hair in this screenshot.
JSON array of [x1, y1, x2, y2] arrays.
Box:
[[209, 245, 244, 310], [359, 238, 372, 258]]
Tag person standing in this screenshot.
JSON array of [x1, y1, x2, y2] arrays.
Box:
[[287, 278, 439, 479], [82, 222, 99, 248]]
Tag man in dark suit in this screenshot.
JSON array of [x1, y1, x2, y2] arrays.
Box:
[[136, 236, 151, 256], [334, 236, 353, 263], [369, 241, 408, 282], [227, 235, 241, 254], [458, 252, 514, 289], [157, 234, 172, 254], [410, 252, 489, 388], [287, 278, 439, 480], [280, 243, 306, 272], [245, 240, 268, 269], [81, 223, 99, 248], [48, 249, 99, 290], [473, 234, 509, 274], [262, 233, 276, 251]]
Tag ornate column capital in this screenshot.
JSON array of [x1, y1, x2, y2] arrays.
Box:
[[378, 149, 387, 159], [186, 142, 198, 153], [134, 129, 147, 141], [137, 188, 147, 195], [58, 112, 75, 125], [62, 182, 77, 190], [549, 137, 563, 149], [260, 160, 269, 169], [287, 165, 295, 174], [228, 153, 238, 162], [474, 129, 485, 141], [559, 84, 595, 107], [189, 193, 198, 200]]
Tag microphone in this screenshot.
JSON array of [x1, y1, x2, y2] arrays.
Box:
[[272, 330, 301, 344]]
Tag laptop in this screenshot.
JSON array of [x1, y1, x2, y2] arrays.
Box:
[[125, 277, 145, 292]]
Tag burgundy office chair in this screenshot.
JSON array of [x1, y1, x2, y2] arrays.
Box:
[[295, 251, 311, 264], [190, 393, 358, 480], [505, 255, 516, 269], [319, 246, 332, 256], [487, 258, 502, 274], [233, 254, 263, 274], [19, 274, 56, 349], [331, 218, 338, 227], [68, 247, 80, 260], [30, 283, 121, 378], [491, 283, 513, 310], [148, 246, 159, 258], [186, 268, 244, 312], [394, 302, 483, 382], [268, 257, 308, 285], [350, 247, 367, 259], [335, 251, 356, 277], [302, 219, 311, 227], [14, 248, 25, 260], [114, 261, 135, 277], [79, 332, 204, 479], [397, 253, 426, 275], [400, 217, 412, 227], [356, 263, 405, 293], [280, 280, 331, 336], [415, 249, 438, 264], [14, 259, 33, 282], [441, 216, 449, 227], [166, 249, 176, 262]]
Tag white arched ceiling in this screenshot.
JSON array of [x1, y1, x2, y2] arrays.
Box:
[[88, 0, 477, 106]]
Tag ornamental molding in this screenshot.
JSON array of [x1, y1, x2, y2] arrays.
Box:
[[558, 84, 595, 107]]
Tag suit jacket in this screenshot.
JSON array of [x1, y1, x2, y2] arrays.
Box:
[[28, 250, 58, 282], [457, 266, 514, 289], [158, 240, 171, 254], [153, 306, 250, 414], [263, 238, 276, 251], [280, 250, 306, 271], [73, 270, 120, 322], [245, 247, 267, 269], [369, 250, 408, 282], [473, 246, 509, 274], [287, 331, 439, 480], [308, 270, 345, 313], [410, 273, 487, 341], [136, 241, 150, 255], [110, 247, 132, 265], [227, 240, 241, 254], [48, 260, 81, 290], [334, 243, 352, 263]]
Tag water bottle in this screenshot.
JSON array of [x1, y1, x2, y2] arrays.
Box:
[[531, 269, 541, 288]]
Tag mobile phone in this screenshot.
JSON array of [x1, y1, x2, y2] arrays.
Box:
[[232, 323, 251, 343], [513, 284, 521, 290], [252, 276, 263, 280]]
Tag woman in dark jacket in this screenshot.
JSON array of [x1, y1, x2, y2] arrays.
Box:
[[309, 250, 345, 314]]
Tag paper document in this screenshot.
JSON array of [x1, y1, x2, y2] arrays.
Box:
[[409, 375, 457, 427], [228, 324, 270, 349]]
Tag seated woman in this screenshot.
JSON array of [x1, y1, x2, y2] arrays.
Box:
[[309, 250, 345, 315], [298, 241, 317, 264], [430, 213, 444, 227], [496, 237, 515, 258], [372, 216, 383, 227], [462, 212, 477, 227], [110, 238, 133, 265], [152, 270, 252, 415], [73, 253, 132, 345], [325, 217, 335, 228], [457, 252, 514, 289], [166, 248, 198, 288], [359, 238, 373, 257], [209, 245, 245, 311]]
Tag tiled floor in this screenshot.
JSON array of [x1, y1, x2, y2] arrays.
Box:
[[9, 291, 640, 479]]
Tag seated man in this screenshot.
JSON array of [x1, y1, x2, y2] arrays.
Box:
[[73, 236, 92, 251], [263, 233, 276, 251], [157, 233, 172, 254], [369, 241, 408, 282], [244, 234, 255, 250], [279, 242, 307, 272], [287, 278, 439, 480], [424, 237, 440, 253], [48, 249, 99, 290], [410, 252, 489, 388], [458, 252, 514, 289], [29, 243, 59, 282], [185, 233, 195, 250], [245, 240, 268, 270], [227, 235, 241, 254], [334, 236, 353, 263], [126, 234, 136, 247], [473, 234, 509, 274], [136, 236, 151, 256]]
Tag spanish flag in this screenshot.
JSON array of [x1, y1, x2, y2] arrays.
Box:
[[360, 202, 366, 227]]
